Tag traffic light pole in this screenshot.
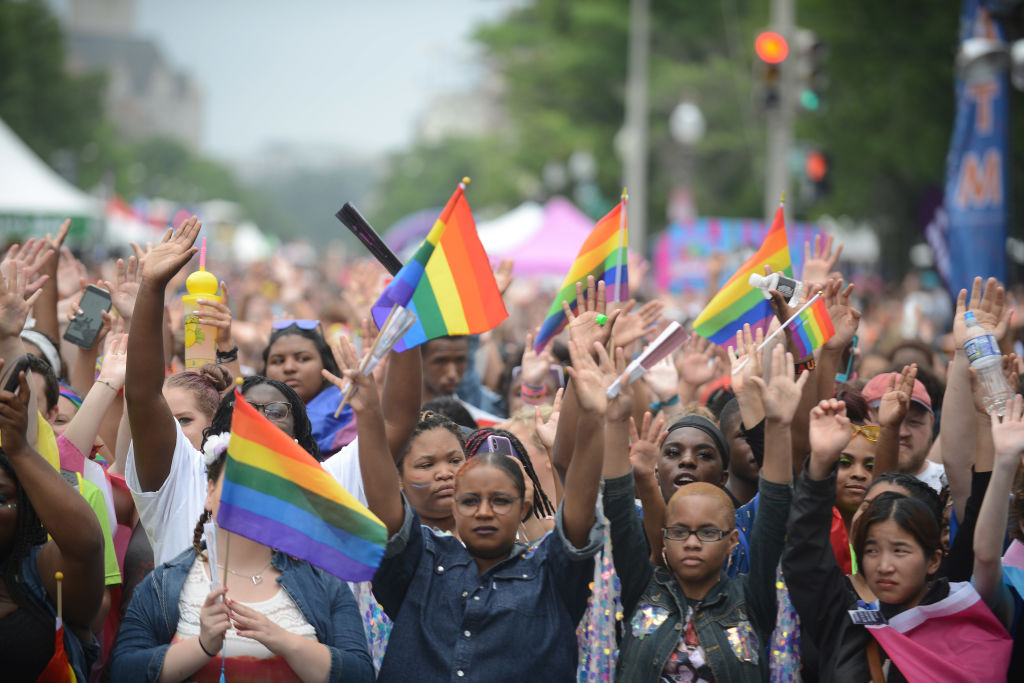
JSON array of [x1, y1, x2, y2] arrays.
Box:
[[765, 0, 795, 220]]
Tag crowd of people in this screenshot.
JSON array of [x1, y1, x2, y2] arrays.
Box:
[[0, 216, 1022, 682]]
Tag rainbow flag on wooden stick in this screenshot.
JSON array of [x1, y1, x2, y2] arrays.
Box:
[[533, 197, 628, 351], [693, 202, 792, 348], [218, 391, 387, 581], [786, 293, 835, 357], [372, 179, 508, 352]]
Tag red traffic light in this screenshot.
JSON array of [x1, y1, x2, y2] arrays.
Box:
[[806, 150, 828, 182], [755, 31, 789, 64]]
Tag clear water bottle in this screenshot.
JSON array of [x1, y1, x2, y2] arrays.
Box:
[[962, 311, 1013, 416]]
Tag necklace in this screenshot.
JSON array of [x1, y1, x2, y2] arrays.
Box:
[[218, 559, 272, 585]]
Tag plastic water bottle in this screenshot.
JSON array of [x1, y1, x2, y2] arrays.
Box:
[[962, 312, 1013, 417], [749, 272, 804, 303]]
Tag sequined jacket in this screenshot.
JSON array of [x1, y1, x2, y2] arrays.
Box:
[[605, 471, 791, 683]]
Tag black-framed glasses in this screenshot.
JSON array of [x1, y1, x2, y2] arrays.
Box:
[[249, 401, 292, 420], [663, 526, 732, 543], [454, 494, 521, 516], [272, 319, 321, 332]]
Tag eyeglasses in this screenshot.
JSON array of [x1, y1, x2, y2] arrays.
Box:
[[663, 526, 732, 543], [850, 424, 880, 442], [249, 401, 292, 420], [454, 494, 521, 516], [272, 319, 321, 332]]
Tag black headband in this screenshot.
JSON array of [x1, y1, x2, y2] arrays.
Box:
[[666, 414, 730, 471]]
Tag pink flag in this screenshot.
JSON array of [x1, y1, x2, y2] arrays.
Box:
[[864, 582, 1011, 682]]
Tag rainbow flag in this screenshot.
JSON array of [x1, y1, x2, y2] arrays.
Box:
[[372, 180, 508, 352], [218, 391, 387, 581], [37, 618, 76, 682], [786, 293, 835, 357], [533, 199, 628, 351], [693, 202, 791, 348]]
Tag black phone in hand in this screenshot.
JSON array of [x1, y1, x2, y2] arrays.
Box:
[[63, 284, 112, 348]]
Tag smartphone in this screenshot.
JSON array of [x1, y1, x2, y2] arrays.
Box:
[[2, 354, 33, 392], [835, 335, 858, 383], [63, 285, 112, 348], [484, 435, 515, 458]]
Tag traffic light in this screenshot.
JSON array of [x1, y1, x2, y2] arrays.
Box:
[[754, 31, 789, 111], [804, 149, 831, 200], [795, 30, 827, 112]]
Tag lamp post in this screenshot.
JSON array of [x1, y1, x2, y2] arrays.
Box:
[[667, 101, 705, 225]]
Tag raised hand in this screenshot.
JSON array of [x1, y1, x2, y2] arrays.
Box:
[[748, 344, 810, 424], [97, 324, 129, 390], [729, 323, 764, 396], [602, 346, 632, 423], [807, 398, 851, 476], [56, 246, 88, 300], [878, 364, 917, 428], [953, 276, 1013, 347], [564, 276, 621, 356], [494, 258, 515, 296], [565, 338, 609, 415], [822, 277, 860, 351], [103, 256, 143, 321], [991, 394, 1024, 464], [521, 330, 555, 388], [0, 367, 32, 456], [1, 238, 53, 295], [676, 334, 720, 387], [801, 234, 843, 283], [629, 411, 666, 479], [534, 387, 563, 452], [322, 336, 380, 414], [0, 260, 44, 338], [643, 357, 680, 403], [141, 216, 202, 285], [611, 298, 664, 348]]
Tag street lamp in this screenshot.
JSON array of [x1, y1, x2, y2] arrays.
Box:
[[667, 101, 705, 225]]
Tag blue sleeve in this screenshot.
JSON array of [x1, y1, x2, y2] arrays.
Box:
[[371, 498, 426, 620], [109, 571, 171, 683], [323, 573, 375, 683], [547, 498, 605, 623]]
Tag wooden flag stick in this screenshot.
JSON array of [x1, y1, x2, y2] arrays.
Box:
[[55, 571, 63, 621]]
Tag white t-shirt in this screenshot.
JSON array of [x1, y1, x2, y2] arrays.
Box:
[[126, 420, 365, 566], [914, 459, 947, 494]]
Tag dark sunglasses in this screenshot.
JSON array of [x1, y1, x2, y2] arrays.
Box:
[[272, 319, 321, 332]]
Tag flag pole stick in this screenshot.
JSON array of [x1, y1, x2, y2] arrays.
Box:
[[55, 572, 63, 621], [613, 188, 628, 305], [221, 531, 230, 677], [733, 290, 823, 373]]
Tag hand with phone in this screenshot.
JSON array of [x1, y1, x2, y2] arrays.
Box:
[[64, 284, 113, 349]]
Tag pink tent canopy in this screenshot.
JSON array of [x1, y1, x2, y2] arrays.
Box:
[[500, 196, 596, 276]]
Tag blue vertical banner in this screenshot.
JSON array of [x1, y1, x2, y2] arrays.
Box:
[[928, 0, 1009, 297]]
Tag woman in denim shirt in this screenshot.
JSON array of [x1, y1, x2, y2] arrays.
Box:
[[110, 387, 373, 682], [606, 345, 803, 682], [336, 335, 608, 682]]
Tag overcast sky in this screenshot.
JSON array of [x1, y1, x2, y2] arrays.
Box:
[[131, 0, 518, 160]]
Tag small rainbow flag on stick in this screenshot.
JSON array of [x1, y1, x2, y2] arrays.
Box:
[[533, 194, 629, 351], [786, 293, 835, 357], [372, 179, 508, 352], [218, 391, 387, 581], [693, 201, 792, 348]]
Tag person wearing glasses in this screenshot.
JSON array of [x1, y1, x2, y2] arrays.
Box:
[[262, 319, 354, 456], [334, 334, 606, 682], [604, 344, 802, 682]]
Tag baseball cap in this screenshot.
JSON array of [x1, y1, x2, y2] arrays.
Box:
[[862, 372, 933, 414]]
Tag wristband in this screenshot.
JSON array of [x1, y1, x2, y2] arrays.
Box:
[[520, 381, 548, 405], [650, 395, 680, 412], [794, 358, 816, 374], [96, 378, 120, 393], [198, 634, 218, 657], [216, 345, 239, 363]]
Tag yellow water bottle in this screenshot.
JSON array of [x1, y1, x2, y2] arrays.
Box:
[[182, 261, 220, 368]]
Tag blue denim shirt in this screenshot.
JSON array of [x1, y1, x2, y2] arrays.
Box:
[[606, 471, 791, 683], [372, 498, 604, 682], [110, 547, 374, 682]]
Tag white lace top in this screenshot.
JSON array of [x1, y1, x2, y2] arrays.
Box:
[[174, 558, 317, 661]]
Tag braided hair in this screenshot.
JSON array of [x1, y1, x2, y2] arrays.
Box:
[[865, 472, 944, 526], [396, 411, 466, 467], [192, 376, 320, 554], [464, 427, 556, 519], [0, 450, 48, 620]]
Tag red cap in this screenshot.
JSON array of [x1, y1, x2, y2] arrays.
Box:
[[862, 372, 933, 414]]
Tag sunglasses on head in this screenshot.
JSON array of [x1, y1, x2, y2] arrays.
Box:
[[849, 424, 880, 442], [272, 319, 321, 332], [511, 365, 565, 389]]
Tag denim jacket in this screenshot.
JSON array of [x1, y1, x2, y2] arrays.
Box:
[[110, 547, 374, 682], [605, 471, 791, 683], [372, 498, 604, 682]]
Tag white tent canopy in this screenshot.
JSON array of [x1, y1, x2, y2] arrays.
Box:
[[0, 117, 99, 217]]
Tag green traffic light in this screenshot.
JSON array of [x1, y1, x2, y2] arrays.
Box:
[[800, 89, 821, 110]]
